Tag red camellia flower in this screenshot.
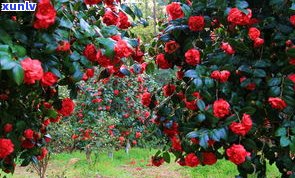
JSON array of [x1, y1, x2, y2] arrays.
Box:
[[37, 147, 48, 160], [151, 156, 165, 167], [188, 16, 205, 31], [185, 49, 201, 66], [221, 42, 235, 55], [165, 41, 180, 54], [227, 8, 252, 26], [213, 99, 230, 118], [268, 97, 287, 110], [103, 10, 119, 26], [211, 70, 230, 83], [184, 99, 198, 111], [41, 72, 58, 87], [156, 53, 172, 69], [86, 68, 95, 78], [210, 70, 220, 80], [21, 139, 35, 149], [219, 70, 231, 83], [229, 114, 253, 136], [171, 136, 182, 151], [202, 152, 217, 165], [0, 139, 14, 159], [288, 74, 295, 86], [3, 124, 13, 133], [84, 0, 102, 5], [254, 38, 264, 48], [24, 129, 34, 139], [163, 122, 179, 137], [21, 58, 44, 84], [166, 2, 184, 20], [135, 132, 141, 139], [141, 92, 151, 107], [114, 90, 120, 96], [290, 15, 295, 26], [58, 98, 75, 116], [248, 27, 261, 40], [56, 41, 71, 52], [240, 77, 256, 91], [185, 153, 199, 167], [114, 39, 133, 58], [118, 11, 131, 29], [176, 71, 184, 80], [162, 84, 176, 97], [226, 144, 250, 165], [33, 0, 56, 29], [83, 44, 97, 62]]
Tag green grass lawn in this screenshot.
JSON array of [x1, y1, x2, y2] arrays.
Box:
[[2, 148, 281, 178]]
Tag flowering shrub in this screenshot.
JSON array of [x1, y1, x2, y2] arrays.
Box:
[[147, 0, 295, 177], [66, 66, 162, 154], [0, 0, 144, 173]]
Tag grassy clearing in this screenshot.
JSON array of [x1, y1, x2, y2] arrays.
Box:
[[2, 148, 281, 178]]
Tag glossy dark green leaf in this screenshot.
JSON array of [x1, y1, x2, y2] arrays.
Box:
[[60, 17, 73, 29], [163, 152, 171, 163], [185, 70, 198, 78], [197, 99, 206, 111], [11, 65, 24, 85], [275, 127, 286, 137], [280, 136, 290, 147]]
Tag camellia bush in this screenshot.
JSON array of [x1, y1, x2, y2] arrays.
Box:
[[144, 0, 295, 177], [68, 66, 162, 154], [0, 0, 145, 174]]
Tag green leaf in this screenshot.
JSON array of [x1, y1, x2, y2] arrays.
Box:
[[145, 62, 155, 74], [11, 45, 26, 57], [133, 4, 143, 18], [97, 38, 116, 58], [286, 48, 295, 58], [236, 0, 249, 9], [197, 100, 206, 111], [70, 51, 81, 61], [181, 4, 191, 17], [242, 139, 257, 151], [253, 60, 271, 68], [193, 78, 203, 89], [199, 134, 209, 148], [0, 53, 16, 70], [45, 109, 58, 118], [101, 25, 119, 37], [11, 65, 24, 85], [186, 131, 198, 138], [290, 137, 295, 153], [184, 70, 198, 78], [163, 152, 171, 163], [0, 29, 12, 45], [0, 45, 10, 52], [121, 4, 135, 19], [268, 86, 280, 96], [240, 106, 256, 115], [290, 3, 295, 10], [275, 127, 286, 137], [60, 17, 73, 29], [253, 69, 266, 78], [196, 113, 206, 122], [280, 136, 290, 147], [267, 78, 281, 87], [204, 78, 214, 88]]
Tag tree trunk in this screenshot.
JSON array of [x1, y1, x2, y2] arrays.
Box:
[[125, 139, 131, 155], [152, 0, 157, 35]]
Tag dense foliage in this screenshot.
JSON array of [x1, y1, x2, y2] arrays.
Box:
[[67, 67, 162, 152], [146, 0, 295, 177], [0, 0, 145, 173]]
